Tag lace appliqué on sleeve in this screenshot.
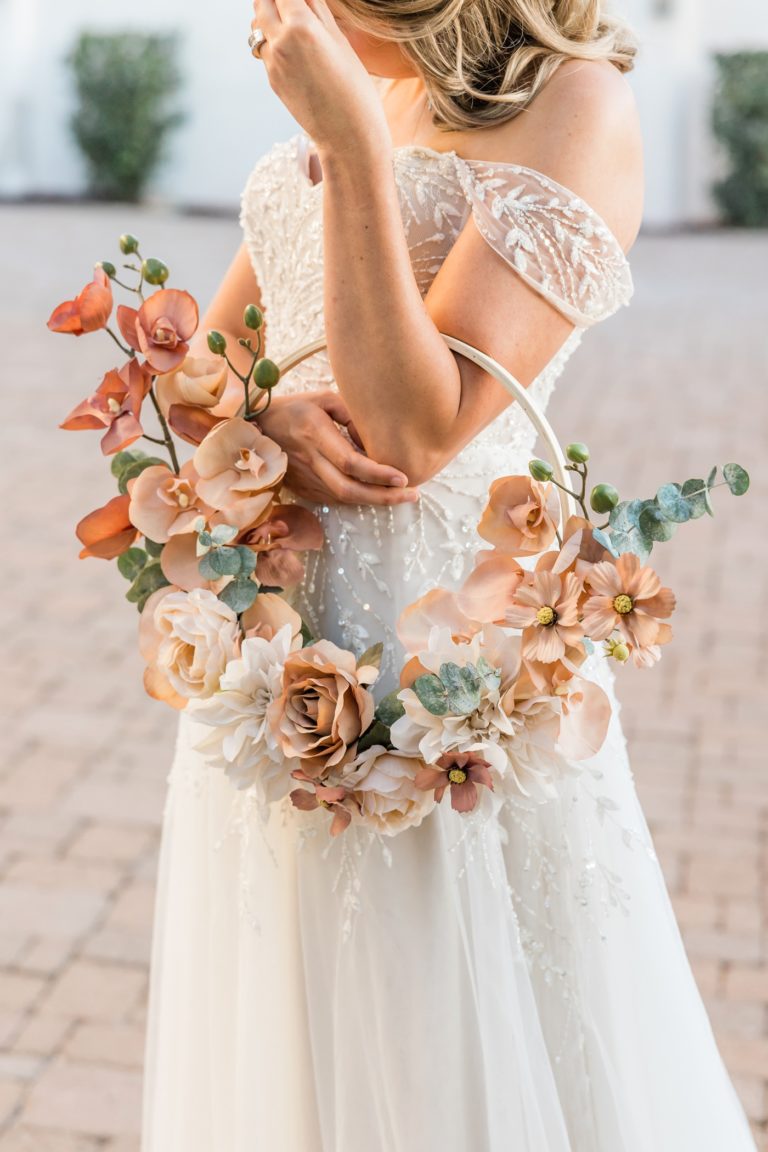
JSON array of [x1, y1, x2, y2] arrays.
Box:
[[455, 157, 634, 328]]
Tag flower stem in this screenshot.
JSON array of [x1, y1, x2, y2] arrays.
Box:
[[148, 387, 180, 474], [105, 326, 134, 357]]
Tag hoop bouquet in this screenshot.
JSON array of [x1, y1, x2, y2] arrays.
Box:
[[50, 238, 750, 839]]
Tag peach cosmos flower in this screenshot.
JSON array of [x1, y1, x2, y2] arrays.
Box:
[[60, 360, 152, 456], [193, 418, 287, 530], [238, 504, 325, 588], [274, 640, 378, 779], [127, 459, 212, 544], [138, 585, 241, 709], [477, 475, 560, 557], [75, 493, 138, 559], [117, 289, 199, 374], [47, 267, 113, 335], [415, 751, 494, 814], [581, 552, 676, 661], [289, 776, 357, 838], [503, 568, 585, 663]]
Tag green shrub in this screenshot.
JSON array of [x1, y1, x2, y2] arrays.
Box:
[[712, 52, 768, 227], [68, 32, 184, 202]]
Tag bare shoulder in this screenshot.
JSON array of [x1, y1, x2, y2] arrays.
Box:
[[487, 59, 644, 251]]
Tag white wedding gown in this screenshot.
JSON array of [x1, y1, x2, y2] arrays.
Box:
[[140, 133, 756, 1152]]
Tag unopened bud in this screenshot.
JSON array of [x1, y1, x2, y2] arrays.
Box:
[[529, 458, 554, 482], [590, 483, 620, 514], [243, 304, 263, 330], [207, 330, 227, 356], [253, 357, 280, 390], [97, 261, 117, 279], [566, 442, 590, 464], [141, 258, 169, 285], [119, 233, 140, 255]]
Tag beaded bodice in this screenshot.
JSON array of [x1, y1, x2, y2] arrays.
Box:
[[238, 133, 634, 689]]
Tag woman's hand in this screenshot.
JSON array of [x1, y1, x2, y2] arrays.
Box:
[[252, 0, 389, 160], [257, 390, 419, 506]]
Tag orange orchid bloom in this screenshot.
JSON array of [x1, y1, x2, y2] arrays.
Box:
[[47, 267, 113, 336]]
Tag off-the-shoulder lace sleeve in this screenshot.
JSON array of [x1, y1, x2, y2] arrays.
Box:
[[455, 157, 634, 328]]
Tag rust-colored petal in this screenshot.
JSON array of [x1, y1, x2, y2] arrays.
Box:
[[75, 493, 138, 559], [168, 403, 223, 446], [116, 304, 141, 351]]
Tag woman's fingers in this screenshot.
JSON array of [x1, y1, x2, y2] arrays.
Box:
[[309, 453, 419, 506], [313, 413, 412, 488], [252, 0, 280, 38]]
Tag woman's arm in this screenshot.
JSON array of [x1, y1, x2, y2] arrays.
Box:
[[253, 0, 642, 484], [320, 65, 642, 484], [190, 241, 417, 505]]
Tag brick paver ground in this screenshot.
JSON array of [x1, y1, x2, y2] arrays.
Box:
[[1, 202, 766, 1150]]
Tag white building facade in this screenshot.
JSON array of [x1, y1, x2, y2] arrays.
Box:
[[0, 0, 765, 226]]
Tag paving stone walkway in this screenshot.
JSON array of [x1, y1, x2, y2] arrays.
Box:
[[1, 203, 766, 1150]]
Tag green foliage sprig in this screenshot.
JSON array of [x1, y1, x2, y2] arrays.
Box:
[[528, 444, 750, 562]]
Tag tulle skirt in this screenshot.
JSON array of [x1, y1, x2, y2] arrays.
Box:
[[140, 659, 756, 1152]]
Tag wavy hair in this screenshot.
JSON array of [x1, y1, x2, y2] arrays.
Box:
[[337, 0, 637, 131]]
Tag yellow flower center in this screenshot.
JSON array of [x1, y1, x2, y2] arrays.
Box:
[[177, 491, 190, 508], [613, 593, 633, 615], [536, 605, 556, 627], [448, 768, 468, 785], [106, 397, 121, 414]]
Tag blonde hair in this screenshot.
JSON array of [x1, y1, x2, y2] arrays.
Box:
[[338, 0, 637, 131]]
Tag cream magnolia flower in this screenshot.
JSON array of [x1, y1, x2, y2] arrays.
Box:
[[189, 624, 297, 805], [139, 586, 241, 708], [341, 745, 436, 836]]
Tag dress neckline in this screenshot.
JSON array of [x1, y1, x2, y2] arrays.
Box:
[[296, 134, 630, 260]]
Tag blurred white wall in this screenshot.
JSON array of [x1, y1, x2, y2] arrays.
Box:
[[0, 0, 766, 225], [0, 0, 296, 207]]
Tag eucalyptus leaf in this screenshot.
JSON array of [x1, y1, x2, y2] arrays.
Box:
[[218, 575, 258, 613], [723, 462, 750, 496], [638, 501, 676, 543], [608, 499, 643, 533], [358, 642, 383, 671], [117, 455, 168, 496], [235, 546, 257, 575], [126, 562, 170, 611], [440, 662, 481, 714], [357, 721, 392, 754], [413, 673, 449, 716], [117, 547, 147, 582], [144, 538, 164, 558], [656, 483, 692, 523], [198, 552, 220, 581], [210, 523, 239, 545], [592, 527, 619, 557], [208, 545, 243, 577], [110, 447, 146, 479], [476, 656, 502, 692], [680, 479, 710, 520], [198, 529, 213, 549], [707, 466, 718, 489], [375, 691, 406, 727], [300, 620, 315, 647]]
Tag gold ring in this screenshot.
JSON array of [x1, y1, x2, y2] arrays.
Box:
[[248, 29, 267, 58]]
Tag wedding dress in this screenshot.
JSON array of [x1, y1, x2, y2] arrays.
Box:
[[140, 132, 757, 1152]]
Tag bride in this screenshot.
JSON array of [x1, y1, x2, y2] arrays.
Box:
[[140, 1, 757, 1149]]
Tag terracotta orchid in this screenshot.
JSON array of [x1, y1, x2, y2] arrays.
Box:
[[47, 267, 113, 336], [477, 475, 560, 557], [193, 418, 287, 530], [117, 289, 199, 374], [75, 494, 138, 560], [60, 360, 152, 456]]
